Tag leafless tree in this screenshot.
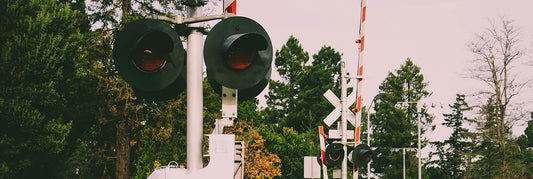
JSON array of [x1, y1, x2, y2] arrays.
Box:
[[467, 16, 529, 178]]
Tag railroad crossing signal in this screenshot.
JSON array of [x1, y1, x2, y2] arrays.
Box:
[[112, 16, 271, 101], [323, 89, 356, 126], [349, 144, 372, 167], [204, 16, 272, 101], [112, 0, 272, 177], [324, 143, 345, 167], [113, 19, 186, 100]]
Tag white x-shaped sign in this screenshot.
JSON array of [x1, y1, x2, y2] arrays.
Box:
[[323, 89, 356, 127]]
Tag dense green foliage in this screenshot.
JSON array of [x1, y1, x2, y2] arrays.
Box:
[[463, 97, 528, 178], [370, 59, 432, 178], [264, 36, 342, 133], [0, 0, 96, 177], [516, 113, 533, 177], [262, 36, 342, 178]]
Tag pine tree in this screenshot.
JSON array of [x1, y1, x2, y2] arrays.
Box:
[[516, 112, 533, 178], [370, 59, 432, 178], [262, 36, 341, 178], [0, 0, 91, 177], [264, 36, 341, 132], [428, 94, 472, 178], [263, 36, 310, 129]]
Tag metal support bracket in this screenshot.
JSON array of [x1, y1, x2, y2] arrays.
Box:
[[344, 75, 363, 80], [182, 0, 208, 7], [212, 86, 238, 134], [146, 13, 235, 25], [221, 86, 238, 119]]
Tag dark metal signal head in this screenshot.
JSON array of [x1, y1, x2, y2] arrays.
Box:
[[204, 16, 272, 100], [324, 143, 344, 167], [113, 19, 186, 100], [353, 144, 372, 167]]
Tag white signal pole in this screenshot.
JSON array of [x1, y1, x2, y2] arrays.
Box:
[[186, 0, 204, 172], [341, 62, 349, 179]]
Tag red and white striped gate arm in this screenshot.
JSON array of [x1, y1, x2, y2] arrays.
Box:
[[318, 126, 329, 179], [223, 0, 236, 14], [354, 0, 366, 178]]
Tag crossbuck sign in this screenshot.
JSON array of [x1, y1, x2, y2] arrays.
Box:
[[323, 89, 357, 127]]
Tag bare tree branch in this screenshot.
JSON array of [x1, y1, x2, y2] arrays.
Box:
[[466, 16, 529, 177]]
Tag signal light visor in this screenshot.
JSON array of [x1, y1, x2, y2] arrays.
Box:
[[223, 33, 267, 70]]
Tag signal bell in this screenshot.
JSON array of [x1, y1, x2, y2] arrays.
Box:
[[113, 19, 186, 100], [204, 16, 273, 101]]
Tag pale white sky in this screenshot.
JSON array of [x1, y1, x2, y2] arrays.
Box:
[[227, 0, 533, 158]]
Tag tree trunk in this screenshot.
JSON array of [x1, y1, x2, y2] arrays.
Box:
[[116, 119, 130, 179], [116, 1, 132, 178]]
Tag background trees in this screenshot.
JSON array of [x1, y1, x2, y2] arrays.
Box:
[[425, 17, 532, 178], [370, 59, 432, 178]]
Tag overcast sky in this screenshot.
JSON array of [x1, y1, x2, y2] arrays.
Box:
[[216, 0, 533, 157]]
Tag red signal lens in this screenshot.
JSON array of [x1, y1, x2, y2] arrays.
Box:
[[134, 50, 166, 72], [329, 154, 341, 160], [226, 47, 254, 70]]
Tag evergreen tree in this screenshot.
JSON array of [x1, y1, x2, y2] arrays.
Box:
[[516, 112, 533, 178], [467, 97, 503, 178], [428, 94, 472, 178], [0, 0, 94, 177], [264, 36, 341, 132], [468, 99, 532, 178], [262, 36, 340, 178], [263, 36, 310, 128], [370, 59, 432, 178], [517, 112, 533, 148]]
